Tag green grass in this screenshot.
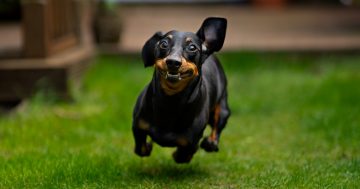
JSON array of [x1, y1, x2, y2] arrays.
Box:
[[0, 52, 359, 188]]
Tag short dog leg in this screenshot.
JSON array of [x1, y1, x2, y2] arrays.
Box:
[[133, 119, 152, 157], [172, 145, 198, 164], [201, 97, 230, 152], [200, 104, 221, 152]]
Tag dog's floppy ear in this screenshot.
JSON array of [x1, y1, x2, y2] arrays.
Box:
[[197, 17, 227, 54], [142, 32, 163, 67]]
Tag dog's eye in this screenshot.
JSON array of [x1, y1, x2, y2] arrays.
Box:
[[186, 44, 198, 52], [159, 40, 169, 49]]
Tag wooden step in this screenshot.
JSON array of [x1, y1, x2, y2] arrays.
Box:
[[0, 45, 94, 102]]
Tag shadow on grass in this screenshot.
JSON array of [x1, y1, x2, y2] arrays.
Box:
[[128, 159, 210, 182]]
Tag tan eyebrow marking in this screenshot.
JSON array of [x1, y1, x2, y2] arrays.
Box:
[[167, 35, 173, 39], [185, 37, 192, 42]]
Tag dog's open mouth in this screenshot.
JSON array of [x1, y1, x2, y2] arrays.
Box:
[[166, 72, 181, 81], [159, 70, 193, 82]]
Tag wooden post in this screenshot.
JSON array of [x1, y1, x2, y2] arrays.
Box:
[[22, 0, 49, 57], [22, 0, 78, 58]]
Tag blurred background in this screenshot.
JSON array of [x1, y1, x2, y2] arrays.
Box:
[[0, 0, 359, 105], [0, 0, 360, 105]]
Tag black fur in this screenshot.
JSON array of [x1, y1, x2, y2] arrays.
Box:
[[133, 17, 230, 163]]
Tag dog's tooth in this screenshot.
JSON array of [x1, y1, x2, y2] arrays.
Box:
[[164, 72, 182, 81]]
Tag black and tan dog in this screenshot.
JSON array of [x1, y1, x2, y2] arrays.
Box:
[[132, 17, 230, 163]]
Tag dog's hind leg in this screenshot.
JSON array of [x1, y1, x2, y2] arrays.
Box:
[[200, 93, 230, 152]]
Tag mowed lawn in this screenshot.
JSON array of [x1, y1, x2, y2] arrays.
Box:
[[0, 52, 359, 188]]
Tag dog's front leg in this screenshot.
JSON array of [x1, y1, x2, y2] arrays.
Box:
[[133, 119, 152, 157], [172, 144, 198, 164]]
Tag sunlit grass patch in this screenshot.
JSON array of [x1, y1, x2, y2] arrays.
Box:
[[0, 52, 359, 188]]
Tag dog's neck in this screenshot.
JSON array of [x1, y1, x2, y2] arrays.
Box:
[[152, 71, 203, 105]]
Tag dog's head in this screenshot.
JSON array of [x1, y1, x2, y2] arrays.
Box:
[[142, 17, 226, 94]]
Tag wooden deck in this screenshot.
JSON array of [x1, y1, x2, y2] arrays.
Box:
[[0, 1, 94, 103], [0, 46, 94, 102]]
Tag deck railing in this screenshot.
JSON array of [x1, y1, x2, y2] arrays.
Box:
[[22, 0, 79, 58]]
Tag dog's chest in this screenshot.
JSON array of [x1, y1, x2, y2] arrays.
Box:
[[151, 94, 203, 126], [147, 101, 206, 146], [152, 105, 196, 130]]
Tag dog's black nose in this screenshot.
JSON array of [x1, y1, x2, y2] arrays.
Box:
[[166, 59, 181, 71]]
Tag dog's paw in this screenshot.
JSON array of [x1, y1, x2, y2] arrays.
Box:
[[172, 150, 193, 164], [200, 137, 219, 152], [134, 142, 152, 157]]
